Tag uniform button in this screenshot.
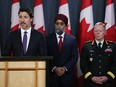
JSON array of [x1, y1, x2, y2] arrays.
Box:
[[99, 66, 101, 68], [99, 60, 101, 62], [99, 55, 101, 57], [99, 72, 101, 74]]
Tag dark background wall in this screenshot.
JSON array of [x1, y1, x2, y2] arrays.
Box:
[[0, 0, 116, 51]]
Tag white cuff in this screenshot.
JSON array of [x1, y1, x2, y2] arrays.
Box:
[[63, 66, 68, 72], [52, 66, 56, 72]]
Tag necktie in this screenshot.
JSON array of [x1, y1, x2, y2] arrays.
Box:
[[23, 31, 27, 53], [98, 42, 102, 52], [58, 36, 62, 51], [98, 43, 101, 48]]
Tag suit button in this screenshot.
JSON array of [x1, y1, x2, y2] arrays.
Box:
[[99, 72, 101, 74], [99, 60, 101, 62], [108, 54, 110, 56], [99, 55, 101, 57], [99, 66, 101, 68]]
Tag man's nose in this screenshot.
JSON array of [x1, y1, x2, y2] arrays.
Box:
[[20, 18, 25, 21]]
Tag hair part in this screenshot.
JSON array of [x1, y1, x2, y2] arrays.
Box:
[[18, 8, 33, 18]]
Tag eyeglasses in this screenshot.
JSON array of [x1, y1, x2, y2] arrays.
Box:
[[55, 22, 65, 26]]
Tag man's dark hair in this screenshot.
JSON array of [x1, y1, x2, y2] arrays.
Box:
[[18, 8, 33, 18]]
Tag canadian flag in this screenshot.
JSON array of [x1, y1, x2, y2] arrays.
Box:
[[104, 0, 116, 42], [78, 0, 94, 87], [33, 0, 45, 35], [11, 0, 20, 30], [58, 0, 71, 34]]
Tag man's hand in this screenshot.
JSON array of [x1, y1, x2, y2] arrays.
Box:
[[54, 67, 65, 76], [91, 76, 103, 84], [91, 76, 108, 84], [99, 76, 108, 83]]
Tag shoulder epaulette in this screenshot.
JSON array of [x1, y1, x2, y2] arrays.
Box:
[[107, 40, 115, 43], [85, 40, 92, 44], [108, 40, 114, 43], [105, 40, 116, 45], [85, 40, 94, 45]]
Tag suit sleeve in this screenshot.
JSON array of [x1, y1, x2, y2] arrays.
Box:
[[64, 38, 78, 71], [106, 43, 116, 81], [2, 32, 13, 56], [38, 33, 47, 56]]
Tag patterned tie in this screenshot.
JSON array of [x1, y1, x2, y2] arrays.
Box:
[[23, 31, 27, 53], [58, 36, 62, 51]]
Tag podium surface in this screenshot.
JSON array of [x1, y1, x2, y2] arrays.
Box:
[[0, 56, 52, 87]]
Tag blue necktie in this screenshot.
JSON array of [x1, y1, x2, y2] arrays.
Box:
[[23, 31, 27, 53]]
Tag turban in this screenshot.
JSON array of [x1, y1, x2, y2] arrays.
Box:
[[54, 14, 68, 26]]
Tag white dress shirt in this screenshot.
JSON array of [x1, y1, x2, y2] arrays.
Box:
[[21, 27, 31, 52], [56, 32, 65, 44], [95, 39, 104, 48]]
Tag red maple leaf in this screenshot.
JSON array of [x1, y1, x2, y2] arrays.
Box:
[[78, 18, 94, 53]]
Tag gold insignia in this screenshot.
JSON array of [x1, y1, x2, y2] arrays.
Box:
[[107, 46, 110, 48]]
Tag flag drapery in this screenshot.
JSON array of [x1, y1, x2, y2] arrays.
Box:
[[11, 0, 20, 30], [78, 0, 94, 52], [78, 0, 94, 87], [59, 0, 71, 34], [0, 0, 116, 87], [33, 0, 45, 35], [104, 0, 116, 42]]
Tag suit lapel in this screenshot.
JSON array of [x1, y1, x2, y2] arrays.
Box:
[[26, 29, 33, 54], [17, 29, 24, 52], [54, 33, 60, 54], [60, 34, 68, 53]]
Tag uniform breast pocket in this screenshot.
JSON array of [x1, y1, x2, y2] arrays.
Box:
[[107, 53, 111, 57], [104, 52, 112, 61]]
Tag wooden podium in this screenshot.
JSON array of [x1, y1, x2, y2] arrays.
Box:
[[0, 56, 52, 87]]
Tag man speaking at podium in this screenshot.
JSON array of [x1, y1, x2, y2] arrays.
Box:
[[2, 8, 46, 56]]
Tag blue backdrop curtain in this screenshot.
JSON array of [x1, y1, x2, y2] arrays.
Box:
[[0, 0, 116, 53]]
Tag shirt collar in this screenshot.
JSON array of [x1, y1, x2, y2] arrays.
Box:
[[56, 32, 65, 39], [95, 39, 104, 46], [21, 27, 31, 34]]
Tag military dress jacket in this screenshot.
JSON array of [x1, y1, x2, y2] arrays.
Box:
[[80, 40, 116, 87]]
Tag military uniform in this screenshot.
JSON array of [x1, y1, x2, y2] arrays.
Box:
[[80, 40, 116, 87]]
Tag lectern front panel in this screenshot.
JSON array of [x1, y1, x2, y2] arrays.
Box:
[[0, 71, 5, 87], [0, 61, 46, 87]]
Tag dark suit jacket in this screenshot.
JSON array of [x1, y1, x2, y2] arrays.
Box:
[[2, 28, 46, 56], [80, 40, 116, 87], [46, 32, 78, 86]]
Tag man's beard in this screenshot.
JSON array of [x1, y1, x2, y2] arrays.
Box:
[[55, 28, 64, 35]]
